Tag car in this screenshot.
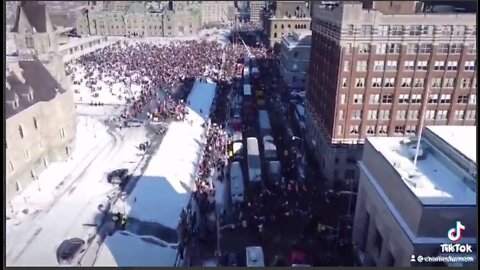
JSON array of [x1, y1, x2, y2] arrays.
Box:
[[56, 238, 86, 265], [107, 169, 130, 185]]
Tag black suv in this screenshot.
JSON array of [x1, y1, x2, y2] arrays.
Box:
[[107, 169, 130, 186]]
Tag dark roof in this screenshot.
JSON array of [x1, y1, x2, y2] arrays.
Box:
[[11, 2, 48, 33], [5, 60, 66, 119]]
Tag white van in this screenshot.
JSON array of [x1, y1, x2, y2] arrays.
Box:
[[230, 162, 245, 203], [232, 142, 244, 160], [246, 246, 265, 267]]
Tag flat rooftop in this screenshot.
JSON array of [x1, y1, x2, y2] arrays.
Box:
[[367, 127, 476, 206], [426, 126, 476, 163]]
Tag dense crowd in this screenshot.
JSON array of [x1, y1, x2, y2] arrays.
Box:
[[236, 22, 263, 32]]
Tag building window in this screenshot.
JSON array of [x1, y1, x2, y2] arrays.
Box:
[[356, 61, 368, 72], [454, 110, 465, 120], [374, 228, 383, 253], [434, 61, 445, 71], [416, 61, 428, 71], [368, 110, 378, 120], [338, 110, 344, 120], [369, 94, 380, 104], [431, 78, 442, 88], [391, 25, 403, 36], [443, 78, 455, 88], [453, 25, 466, 36], [428, 94, 439, 104], [353, 94, 364, 104], [378, 125, 388, 134], [383, 78, 395, 88], [468, 94, 477, 105], [411, 94, 422, 104], [446, 61, 458, 71], [15, 182, 21, 192], [394, 125, 405, 134], [343, 61, 350, 72], [404, 61, 415, 71], [281, 24, 284, 29], [440, 94, 451, 104], [33, 117, 38, 130], [381, 94, 393, 104], [457, 95, 468, 104], [409, 25, 422, 36], [465, 110, 476, 120], [374, 61, 384, 71], [361, 25, 372, 36], [355, 78, 365, 88], [388, 43, 401, 54], [405, 125, 417, 135], [386, 61, 397, 71], [438, 43, 449, 54], [351, 110, 362, 120], [274, 24, 277, 29], [345, 43, 352, 54], [401, 78, 412, 88], [340, 94, 346, 104], [25, 36, 34, 48], [350, 125, 359, 134], [375, 43, 387, 54], [274, 32, 277, 38], [449, 43, 462, 54], [19, 125, 24, 138], [441, 25, 452, 35], [467, 43, 476, 54], [464, 61, 475, 71], [60, 128, 66, 139], [366, 125, 375, 135], [419, 44, 432, 54], [337, 125, 343, 135], [398, 94, 410, 103], [406, 44, 418, 54], [426, 110, 436, 120], [359, 43, 370, 54], [293, 51, 299, 58], [342, 78, 348, 88], [408, 110, 419, 120], [378, 25, 389, 36], [437, 110, 448, 120], [396, 110, 407, 120], [347, 24, 355, 35]]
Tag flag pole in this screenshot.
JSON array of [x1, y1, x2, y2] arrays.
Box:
[[413, 85, 430, 166]]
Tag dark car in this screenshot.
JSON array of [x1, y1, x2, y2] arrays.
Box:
[[107, 169, 130, 185], [56, 238, 85, 265]]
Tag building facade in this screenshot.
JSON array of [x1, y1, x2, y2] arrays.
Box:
[[306, 1, 477, 186], [76, 1, 202, 37], [248, 0, 266, 22], [279, 29, 311, 89], [201, 1, 235, 27], [353, 126, 477, 266], [6, 2, 76, 202], [263, 1, 310, 48]]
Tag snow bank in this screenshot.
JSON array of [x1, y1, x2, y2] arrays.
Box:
[[94, 231, 177, 267], [125, 80, 217, 228]]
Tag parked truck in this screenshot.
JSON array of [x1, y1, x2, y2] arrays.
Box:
[[246, 137, 262, 183], [262, 135, 277, 160], [258, 110, 271, 138]]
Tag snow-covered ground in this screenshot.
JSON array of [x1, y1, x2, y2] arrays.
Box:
[[94, 231, 178, 267], [6, 115, 150, 266]]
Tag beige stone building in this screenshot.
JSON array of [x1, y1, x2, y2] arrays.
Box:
[[249, 0, 266, 22], [200, 1, 235, 27], [6, 2, 77, 202], [262, 1, 311, 49], [76, 1, 201, 37]]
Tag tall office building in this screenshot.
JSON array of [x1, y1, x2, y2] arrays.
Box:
[[305, 1, 477, 186]]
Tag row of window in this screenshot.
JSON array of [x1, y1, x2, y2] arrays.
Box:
[[339, 108, 476, 121], [339, 93, 477, 105], [345, 43, 476, 55], [344, 60, 476, 72], [17, 123, 65, 140], [338, 111, 476, 136], [341, 77, 477, 89], [274, 23, 308, 30], [346, 24, 475, 37]]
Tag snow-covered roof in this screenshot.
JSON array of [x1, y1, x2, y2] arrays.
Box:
[[94, 231, 177, 267], [426, 125, 476, 163], [367, 132, 476, 206]]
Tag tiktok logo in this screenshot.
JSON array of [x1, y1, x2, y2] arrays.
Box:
[[447, 221, 465, 242]]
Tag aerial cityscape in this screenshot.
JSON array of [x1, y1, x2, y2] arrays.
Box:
[[5, 0, 477, 267]]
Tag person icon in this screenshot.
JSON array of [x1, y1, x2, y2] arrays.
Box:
[[411, 255, 416, 262]]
